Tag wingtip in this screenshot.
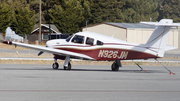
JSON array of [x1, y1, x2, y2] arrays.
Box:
[[2, 41, 12, 45]]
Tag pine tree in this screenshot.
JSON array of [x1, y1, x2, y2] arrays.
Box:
[[78, 0, 91, 27], [49, 0, 85, 34], [9, 0, 36, 36], [41, 0, 62, 24], [153, 0, 164, 4], [12, 7, 36, 35], [161, 0, 180, 22], [121, 0, 159, 22], [0, 2, 13, 32], [27, 0, 39, 23], [89, 0, 123, 24]]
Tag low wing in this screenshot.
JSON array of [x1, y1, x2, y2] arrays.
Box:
[[3, 41, 94, 60]]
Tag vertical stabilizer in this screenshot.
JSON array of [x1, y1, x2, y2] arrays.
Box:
[[140, 19, 180, 57]]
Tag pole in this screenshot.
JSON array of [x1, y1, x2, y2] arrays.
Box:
[[39, 0, 41, 44], [178, 27, 180, 49], [48, 6, 51, 40], [86, 21, 87, 31]]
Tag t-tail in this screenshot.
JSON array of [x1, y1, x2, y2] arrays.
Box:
[[140, 19, 180, 57]]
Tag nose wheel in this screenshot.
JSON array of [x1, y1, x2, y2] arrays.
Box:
[[52, 62, 59, 69], [52, 58, 59, 69]]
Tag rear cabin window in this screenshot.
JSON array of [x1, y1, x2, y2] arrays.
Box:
[[96, 40, 103, 45], [71, 35, 84, 44], [86, 37, 94, 45]]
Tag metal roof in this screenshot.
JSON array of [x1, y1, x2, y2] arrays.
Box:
[[43, 24, 60, 33], [105, 22, 156, 29]]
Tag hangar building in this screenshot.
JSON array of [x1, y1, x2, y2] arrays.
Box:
[[82, 22, 180, 49]]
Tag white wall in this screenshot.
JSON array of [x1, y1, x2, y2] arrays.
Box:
[[127, 29, 152, 44], [82, 24, 127, 41], [127, 29, 179, 47]]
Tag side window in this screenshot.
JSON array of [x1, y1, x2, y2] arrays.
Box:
[[97, 40, 103, 45], [42, 34, 48, 40], [71, 35, 84, 44], [86, 37, 94, 45]]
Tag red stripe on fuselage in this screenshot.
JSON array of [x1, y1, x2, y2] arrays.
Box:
[[55, 47, 158, 60]]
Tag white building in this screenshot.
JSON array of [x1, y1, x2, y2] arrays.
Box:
[[82, 22, 179, 48]]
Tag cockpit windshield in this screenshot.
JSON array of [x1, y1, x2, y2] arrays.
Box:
[[66, 34, 74, 42]]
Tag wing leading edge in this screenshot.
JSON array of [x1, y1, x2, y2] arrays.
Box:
[[3, 41, 94, 60]]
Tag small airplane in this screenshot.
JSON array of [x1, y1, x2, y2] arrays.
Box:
[[2, 19, 180, 73]]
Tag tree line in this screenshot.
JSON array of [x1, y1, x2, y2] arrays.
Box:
[[0, 0, 179, 36]]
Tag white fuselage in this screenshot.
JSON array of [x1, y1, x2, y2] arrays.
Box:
[[46, 31, 158, 60]]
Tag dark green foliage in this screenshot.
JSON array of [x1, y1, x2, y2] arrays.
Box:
[[89, 0, 123, 24], [9, 0, 36, 36], [1, 0, 180, 34], [49, 0, 85, 34], [11, 7, 36, 35], [153, 0, 164, 4], [160, 0, 180, 22], [0, 2, 13, 32], [46, 0, 91, 34], [121, 0, 159, 22]]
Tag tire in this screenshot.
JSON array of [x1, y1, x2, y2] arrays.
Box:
[[64, 62, 71, 70], [52, 63, 59, 69], [111, 62, 119, 71]]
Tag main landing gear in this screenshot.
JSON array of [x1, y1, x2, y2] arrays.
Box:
[[53, 57, 122, 71], [64, 62, 71, 70], [52, 56, 71, 70], [111, 60, 122, 71]]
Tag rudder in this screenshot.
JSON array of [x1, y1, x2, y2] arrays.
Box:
[[140, 19, 179, 57]]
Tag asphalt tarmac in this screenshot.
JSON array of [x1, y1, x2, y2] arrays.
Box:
[[0, 64, 180, 101]]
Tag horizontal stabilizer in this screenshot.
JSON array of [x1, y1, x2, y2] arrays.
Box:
[[165, 45, 177, 51], [140, 19, 180, 26]]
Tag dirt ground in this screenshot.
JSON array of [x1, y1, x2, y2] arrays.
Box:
[[0, 43, 41, 50]]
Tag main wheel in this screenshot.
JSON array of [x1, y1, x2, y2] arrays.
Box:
[[64, 62, 71, 70], [111, 62, 119, 71], [52, 63, 59, 69]]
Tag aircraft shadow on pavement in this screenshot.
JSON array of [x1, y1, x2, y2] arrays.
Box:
[[0, 67, 165, 73], [70, 69, 164, 73], [69, 69, 165, 73]]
